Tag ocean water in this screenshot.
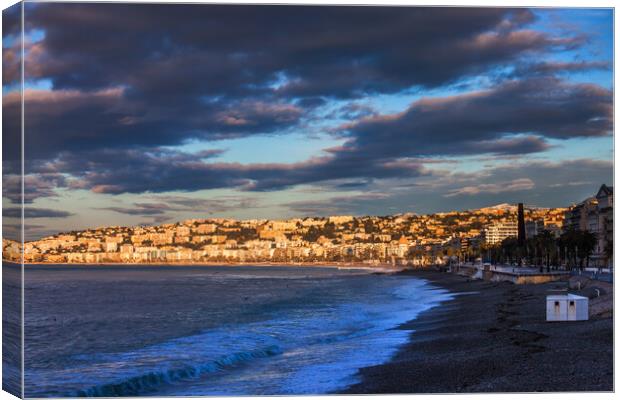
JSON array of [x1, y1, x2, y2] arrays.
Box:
[[22, 265, 452, 397], [2, 263, 22, 397]]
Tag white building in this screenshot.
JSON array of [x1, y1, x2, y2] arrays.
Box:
[[484, 221, 518, 245], [546, 294, 588, 321]]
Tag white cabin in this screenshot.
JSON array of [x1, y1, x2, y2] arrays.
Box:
[[546, 294, 588, 321]]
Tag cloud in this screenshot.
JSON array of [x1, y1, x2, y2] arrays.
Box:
[[8, 72, 610, 200], [4, 5, 594, 166], [512, 60, 610, 77], [328, 103, 378, 120], [97, 195, 261, 225], [152, 195, 260, 214], [98, 203, 171, 216], [2, 3, 22, 85], [214, 101, 302, 130], [3, 223, 61, 242], [26, 6, 559, 96], [1, 88, 303, 162], [444, 178, 535, 197], [1, 4, 611, 223], [283, 193, 392, 216], [3, 207, 73, 219], [2, 173, 68, 204], [337, 77, 611, 160], [29, 144, 429, 195]]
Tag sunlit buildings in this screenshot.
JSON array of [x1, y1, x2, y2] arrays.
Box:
[[483, 221, 518, 245], [3, 203, 571, 266]]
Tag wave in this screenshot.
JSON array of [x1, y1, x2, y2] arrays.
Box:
[[71, 345, 282, 397], [25, 273, 454, 397]]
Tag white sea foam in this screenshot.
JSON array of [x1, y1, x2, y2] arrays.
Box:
[[24, 267, 452, 396]]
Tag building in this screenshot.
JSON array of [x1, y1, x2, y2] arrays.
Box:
[[592, 185, 613, 267], [484, 221, 518, 245], [564, 184, 613, 268], [564, 197, 598, 231], [525, 219, 545, 239]]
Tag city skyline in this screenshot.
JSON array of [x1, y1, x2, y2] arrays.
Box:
[[4, 201, 570, 265], [2, 4, 613, 240]]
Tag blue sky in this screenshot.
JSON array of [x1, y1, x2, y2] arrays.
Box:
[[1, 4, 613, 239]]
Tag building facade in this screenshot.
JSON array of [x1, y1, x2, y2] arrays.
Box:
[[564, 184, 613, 268], [484, 221, 518, 245], [592, 185, 613, 267]]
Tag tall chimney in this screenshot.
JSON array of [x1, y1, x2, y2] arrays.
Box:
[[517, 203, 526, 245]]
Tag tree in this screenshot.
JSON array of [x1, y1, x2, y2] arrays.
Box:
[[576, 230, 597, 270], [558, 229, 579, 270], [535, 230, 555, 272], [500, 237, 519, 265]]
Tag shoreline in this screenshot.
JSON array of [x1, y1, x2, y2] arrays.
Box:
[[6, 260, 408, 273], [342, 270, 613, 393], [7, 261, 612, 393]]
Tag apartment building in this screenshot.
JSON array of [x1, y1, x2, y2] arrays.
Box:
[[484, 221, 518, 245]]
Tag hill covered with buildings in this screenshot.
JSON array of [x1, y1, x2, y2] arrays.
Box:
[[3, 204, 566, 266], [2, 185, 612, 268]]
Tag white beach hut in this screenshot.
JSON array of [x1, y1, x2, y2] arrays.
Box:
[[546, 294, 589, 321]]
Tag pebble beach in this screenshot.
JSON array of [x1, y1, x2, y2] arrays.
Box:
[[343, 270, 613, 393]]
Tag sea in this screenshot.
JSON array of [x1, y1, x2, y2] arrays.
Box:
[[11, 264, 453, 397]]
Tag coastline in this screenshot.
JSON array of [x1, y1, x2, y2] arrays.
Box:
[[10, 261, 613, 393], [342, 270, 613, 393], [16, 260, 405, 273]]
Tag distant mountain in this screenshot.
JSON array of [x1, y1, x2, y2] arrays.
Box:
[[475, 203, 547, 213]]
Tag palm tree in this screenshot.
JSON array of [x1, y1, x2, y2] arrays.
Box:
[[536, 230, 556, 272], [576, 230, 597, 271], [500, 237, 519, 265], [559, 228, 580, 270]]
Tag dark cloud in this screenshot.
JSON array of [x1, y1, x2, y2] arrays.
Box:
[[337, 77, 611, 159], [33, 146, 427, 194], [331, 180, 376, 190], [3, 223, 61, 242], [2, 4, 20, 37], [1, 89, 303, 162], [2, 5, 611, 211], [99, 203, 171, 216], [473, 136, 552, 155], [3, 207, 73, 219], [17, 76, 610, 197], [2, 173, 68, 204], [26, 5, 556, 96], [6, 4, 590, 164], [2, 3, 21, 85], [511, 60, 610, 77]]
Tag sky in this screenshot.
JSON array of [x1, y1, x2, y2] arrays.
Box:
[[1, 3, 614, 240]]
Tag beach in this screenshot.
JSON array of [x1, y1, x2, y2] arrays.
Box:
[[343, 270, 613, 393], [6, 263, 613, 395]]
